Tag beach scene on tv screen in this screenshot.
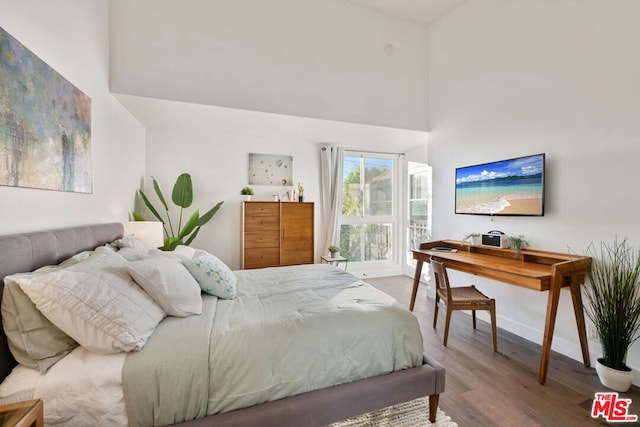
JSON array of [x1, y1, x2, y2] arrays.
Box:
[[455, 155, 544, 215]]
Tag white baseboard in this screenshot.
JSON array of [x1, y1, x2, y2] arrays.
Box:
[[345, 261, 403, 279], [493, 316, 640, 386]]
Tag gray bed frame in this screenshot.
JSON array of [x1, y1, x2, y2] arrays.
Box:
[[0, 223, 445, 426]]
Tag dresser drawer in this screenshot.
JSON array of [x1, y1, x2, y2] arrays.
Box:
[[244, 248, 280, 269], [244, 202, 279, 217], [244, 215, 279, 232], [244, 230, 280, 248]]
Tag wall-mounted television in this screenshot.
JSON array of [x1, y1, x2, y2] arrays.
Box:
[[455, 153, 545, 216]]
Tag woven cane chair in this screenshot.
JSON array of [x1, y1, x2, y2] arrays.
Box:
[[431, 257, 497, 351]]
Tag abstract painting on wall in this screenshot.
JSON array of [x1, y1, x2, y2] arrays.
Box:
[[0, 26, 92, 193], [248, 153, 293, 186]]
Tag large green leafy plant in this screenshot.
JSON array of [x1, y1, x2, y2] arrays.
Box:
[[584, 237, 640, 371], [133, 173, 223, 251]]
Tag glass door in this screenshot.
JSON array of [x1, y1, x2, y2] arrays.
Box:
[[405, 162, 432, 273]]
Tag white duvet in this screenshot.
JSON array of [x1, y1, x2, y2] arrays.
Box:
[[0, 347, 126, 426]]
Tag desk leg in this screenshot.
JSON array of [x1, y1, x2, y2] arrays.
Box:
[[570, 279, 591, 367], [539, 282, 562, 384], [36, 399, 44, 427], [409, 260, 423, 312]]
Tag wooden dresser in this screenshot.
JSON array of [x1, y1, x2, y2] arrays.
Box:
[[242, 201, 314, 269]]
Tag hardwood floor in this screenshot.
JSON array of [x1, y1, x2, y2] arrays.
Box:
[[366, 275, 640, 427]]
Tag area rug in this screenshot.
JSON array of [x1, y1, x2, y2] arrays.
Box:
[[327, 397, 457, 427]]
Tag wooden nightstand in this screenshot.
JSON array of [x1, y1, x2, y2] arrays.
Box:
[[0, 399, 43, 427]]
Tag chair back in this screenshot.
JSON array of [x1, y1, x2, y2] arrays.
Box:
[[431, 258, 452, 300]]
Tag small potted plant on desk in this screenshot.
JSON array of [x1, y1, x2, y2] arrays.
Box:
[[328, 245, 340, 258], [508, 235, 529, 259], [585, 238, 640, 392], [240, 186, 254, 201]]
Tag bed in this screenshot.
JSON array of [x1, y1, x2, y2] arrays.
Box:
[[0, 223, 445, 426]]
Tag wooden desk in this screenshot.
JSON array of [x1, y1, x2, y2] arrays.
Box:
[[410, 240, 591, 385], [0, 399, 43, 427]]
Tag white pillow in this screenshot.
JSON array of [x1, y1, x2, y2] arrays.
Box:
[[116, 247, 148, 261], [59, 250, 95, 266], [172, 245, 197, 261], [126, 258, 202, 317], [183, 250, 238, 299], [16, 250, 166, 354], [112, 235, 151, 254], [142, 246, 196, 262]]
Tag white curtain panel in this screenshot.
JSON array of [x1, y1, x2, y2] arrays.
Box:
[[319, 145, 344, 255]]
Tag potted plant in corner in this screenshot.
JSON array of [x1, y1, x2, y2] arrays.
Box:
[[328, 245, 340, 258], [133, 173, 224, 251], [240, 186, 254, 201], [584, 237, 640, 392]]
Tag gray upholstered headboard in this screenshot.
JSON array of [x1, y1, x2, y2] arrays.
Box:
[[0, 223, 124, 382]]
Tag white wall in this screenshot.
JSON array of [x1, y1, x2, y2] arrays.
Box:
[[0, 0, 145, 235], [428, 0, 640, 379], [109, 0, 429, 131], [117, 94, 427, 270]]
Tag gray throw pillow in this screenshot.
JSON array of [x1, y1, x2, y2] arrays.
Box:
[[2, 263, 81, 373]]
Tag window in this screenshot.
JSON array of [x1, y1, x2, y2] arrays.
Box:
[[339, 153, 399, 265]]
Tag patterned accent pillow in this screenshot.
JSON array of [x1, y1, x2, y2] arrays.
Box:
[[183, 251, 237, 299]]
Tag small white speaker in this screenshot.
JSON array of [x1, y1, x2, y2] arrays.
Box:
[[481, 233, 510, 248]]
